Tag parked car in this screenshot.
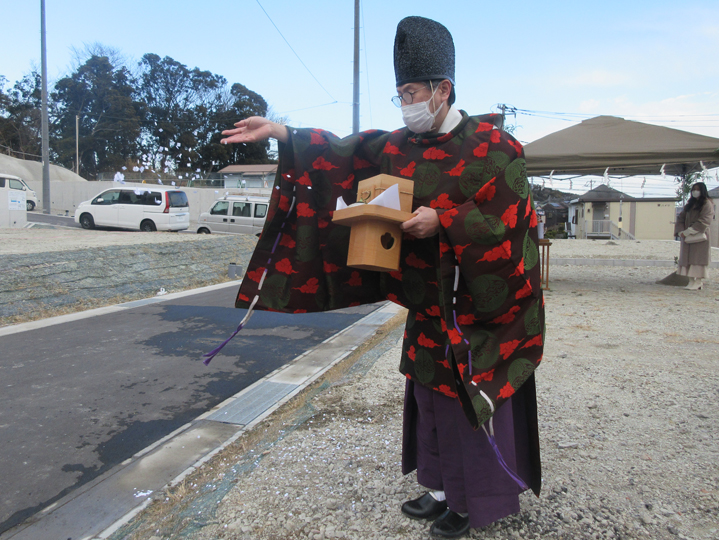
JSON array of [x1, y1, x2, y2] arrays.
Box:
[[197, 195, 269, 236], [74, 186, 190, 231], [0, 174, 39, 211]]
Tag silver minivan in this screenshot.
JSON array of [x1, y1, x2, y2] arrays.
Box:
[[197, 195, 268, 236], [74, 186, 190, 231]]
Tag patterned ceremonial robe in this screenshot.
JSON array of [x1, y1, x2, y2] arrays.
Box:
[[236, 111, 545, 434]]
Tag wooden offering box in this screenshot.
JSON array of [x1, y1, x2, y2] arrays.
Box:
[[332, 175, 414, 272]]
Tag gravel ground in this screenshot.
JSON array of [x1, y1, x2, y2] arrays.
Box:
[[548, 238, 685, 260], [111, 240, 719, 540], [0, 227, 208, 255]]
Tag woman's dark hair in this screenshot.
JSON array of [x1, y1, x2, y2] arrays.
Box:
[[685, 181, 709, 212]]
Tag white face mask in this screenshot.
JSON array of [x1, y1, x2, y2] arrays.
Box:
[[691, 190, 701, 198], [400, 84, 444, 133]]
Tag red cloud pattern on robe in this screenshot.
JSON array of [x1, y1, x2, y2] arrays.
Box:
[[235, 113, 544, 432], [313, 156, 338, 170]]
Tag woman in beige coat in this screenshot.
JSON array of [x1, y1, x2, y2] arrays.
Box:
[[674, 182, 715, 290]]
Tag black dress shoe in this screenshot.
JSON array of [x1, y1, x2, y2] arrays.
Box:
[[430, 509, 470, 538], [401, 492, 448, 520]]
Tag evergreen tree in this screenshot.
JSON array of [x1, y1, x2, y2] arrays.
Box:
[[52, 55, 142, 178], [0, 72, 43, 160]]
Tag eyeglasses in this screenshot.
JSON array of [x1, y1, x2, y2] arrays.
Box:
[[391, 89, 424, 107]]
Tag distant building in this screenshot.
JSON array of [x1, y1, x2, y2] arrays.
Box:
[[216, 164, 277, 190], [539, 201, 569, 230], [568, 185, 678, 240], [190, 164, 277, 192]]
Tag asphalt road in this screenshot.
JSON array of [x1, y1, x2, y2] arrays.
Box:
[[26, 212, 79, 228], [0, 286, 379, 535]]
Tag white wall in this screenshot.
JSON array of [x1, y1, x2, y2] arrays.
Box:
[[0, 188, 27, 228]]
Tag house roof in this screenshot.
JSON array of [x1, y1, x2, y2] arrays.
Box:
[[709, 186, 719, 198], [540, 202, 569, 210], [524, 115, 719, 177], [575, 184, 678, 203], [577, 185, 635, 202], [218, 164, 278, 175]]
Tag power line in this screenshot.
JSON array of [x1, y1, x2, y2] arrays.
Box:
[[516, 108, 719, 127], [255, 0, 337, 103]]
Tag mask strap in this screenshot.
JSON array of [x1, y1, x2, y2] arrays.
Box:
[[427, 81, 445, 118]]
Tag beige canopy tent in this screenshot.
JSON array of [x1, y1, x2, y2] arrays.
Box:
[[524, 115, 719, 177]]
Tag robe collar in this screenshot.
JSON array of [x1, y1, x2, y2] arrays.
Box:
[[437, 105, 463, 134]]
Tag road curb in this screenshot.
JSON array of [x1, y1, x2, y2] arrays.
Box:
[[2, 302, 405, 540]]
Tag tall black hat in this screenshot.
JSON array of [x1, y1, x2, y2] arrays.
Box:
[[394, 16, 455, 86]]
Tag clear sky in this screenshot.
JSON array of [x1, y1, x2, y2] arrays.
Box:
[[2, 0, 718, 197]]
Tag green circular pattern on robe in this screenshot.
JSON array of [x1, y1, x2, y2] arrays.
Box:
[[260, 274, 290, 310], [414, 348, 436, 385], [326, 274, 346, 310], [524, 301, 541, 335], [329, 135, 360, 157], [365, 135, 389, 156], [328, 226, 351, 261], [402, 269, 426, 306], [464, 209, 505, 245], [459, 162, 485, 198], [469, 275, 509, 313], [413, 162, 441, 198], [405, 311, 416, 330], [505, 159, 529, 198], [523, 230, 539, 270], [292, 131, 311, 153], [314, 281, 328, 310], [487, 151, 511, 179], [296, 225, 319, 262], [450, 134, 464, 147], [329, 223, 351, 243], [471, 394, 492, 425], [470, 329, 500, 370], [464, 121, 480, 138], [508, 358, 534, 389]]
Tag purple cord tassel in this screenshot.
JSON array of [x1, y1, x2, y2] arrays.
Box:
[[485, 432, 529, 491], [202, 321, 246, 366], [203, 296, 259, 366], [453, 310, 461, 334]]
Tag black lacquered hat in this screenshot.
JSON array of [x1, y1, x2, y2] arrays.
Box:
[[394, 16, 455, 86]]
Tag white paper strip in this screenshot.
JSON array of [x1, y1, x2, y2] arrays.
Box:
[[368, 183, 401, 210]]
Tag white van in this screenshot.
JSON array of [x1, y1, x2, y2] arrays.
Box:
[[0, 174, 39, 211], [197, 195, 269, 236], [74, 186, 190, 231]]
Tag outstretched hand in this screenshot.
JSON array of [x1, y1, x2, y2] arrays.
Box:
[[221, 116, 289, 145], [401, 206, 440, 238]]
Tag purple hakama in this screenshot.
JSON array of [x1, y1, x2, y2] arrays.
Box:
[[402, 375, 541, 529]]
